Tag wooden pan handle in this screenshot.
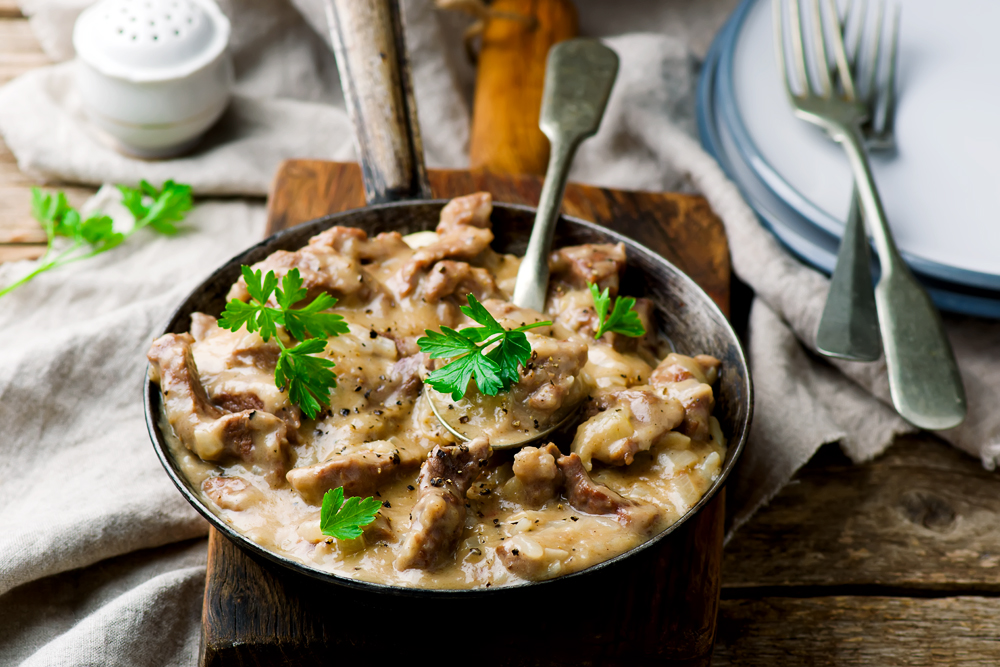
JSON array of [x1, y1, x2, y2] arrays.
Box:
[[469, 0, 578, 175], [324, 0, 430, 203]]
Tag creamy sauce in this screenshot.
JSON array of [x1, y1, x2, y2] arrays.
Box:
[[152, 193, 726, 590]]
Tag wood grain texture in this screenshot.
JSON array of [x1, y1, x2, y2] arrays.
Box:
[[0, 19, 50, 86], [469, 0, 578, 175], [0, 2, 21, 19], [714, 595, 1000, 666], [0, 244, 44, 262], [723, 435, 1000, 594], [0, 20, 54, 258]]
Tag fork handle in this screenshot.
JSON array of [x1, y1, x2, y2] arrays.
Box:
[[815, 185, 880, 362], [837, 125, 967, 430]]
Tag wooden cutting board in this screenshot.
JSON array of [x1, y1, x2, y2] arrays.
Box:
[[200, 3, 731, 665]]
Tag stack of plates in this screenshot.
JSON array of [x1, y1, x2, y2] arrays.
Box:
[[698, 0, 1000, 318]]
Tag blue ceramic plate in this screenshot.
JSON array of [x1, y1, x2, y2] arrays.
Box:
[[697, 2, 1000, 318], [716, 0, 1000, 292]]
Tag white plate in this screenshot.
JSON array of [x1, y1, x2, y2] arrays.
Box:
[[724, 0, 1000, 288], [696, 4, 1000, 319]]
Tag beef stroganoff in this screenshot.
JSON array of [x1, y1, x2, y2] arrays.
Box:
[[147, 192, 726, 589]]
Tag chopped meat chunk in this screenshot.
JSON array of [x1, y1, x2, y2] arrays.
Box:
[[511, 443, 563, 507], [190, 312, 217, 342], [309, 227, 410, 261], [148, 333, 290, 483], [203, 476, 263, 511], [609, 297, 658, 360], [395, 437, 492, 571], [226, 226, 405, 306], [361, 512, 395, 545], [481, 299, 554, 333], [212, 392, 264, 413], [549, 243, 627, 295], [297, 511, 394, 546], [393, 193, 496, 296], [286, 439, 425, 504], [186, 315, 294, 429], [360, 353, 427, 406], [650, 353, 720, 441], [572, 386, 685, 467], [513, 335, 589, 416], [694, 354, 722, 383], [438, 192, 493, 232], [557, 453, 660, 530], [421, 260, 501, 303], [650, 352, 718, 385]]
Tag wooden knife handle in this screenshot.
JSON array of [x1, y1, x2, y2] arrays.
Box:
[[469, 0, 578, 175]]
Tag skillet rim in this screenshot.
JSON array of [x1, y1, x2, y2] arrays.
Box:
[[143, 199, 753, 598]]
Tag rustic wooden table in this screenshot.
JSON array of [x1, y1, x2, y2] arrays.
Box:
[[3, 5, 998, 664]]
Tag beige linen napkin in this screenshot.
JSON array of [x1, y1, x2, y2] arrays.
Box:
[[1, 1, 998, 665]]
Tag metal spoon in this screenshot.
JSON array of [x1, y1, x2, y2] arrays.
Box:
[[428, 38, 619, 449]]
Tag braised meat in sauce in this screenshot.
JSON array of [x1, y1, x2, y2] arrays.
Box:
[[148, 193, 726, 589]]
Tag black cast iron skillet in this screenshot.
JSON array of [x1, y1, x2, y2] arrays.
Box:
[[143, 0, 752, 598]]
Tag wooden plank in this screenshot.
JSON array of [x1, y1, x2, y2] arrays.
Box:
[[0, 244, 44, 262], [723, 434, 1000, 594], [0, 2, 22, 19], [0, 19, 51, 86], [468, 0, 578, 175], [714, 595, 1000, 666], [0, 16, 52, 255]]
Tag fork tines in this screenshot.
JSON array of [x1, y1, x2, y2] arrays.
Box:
[[773, 0, 900, 134]]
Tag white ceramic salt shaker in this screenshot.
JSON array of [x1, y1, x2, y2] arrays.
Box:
[[73, 0, 233, 158]]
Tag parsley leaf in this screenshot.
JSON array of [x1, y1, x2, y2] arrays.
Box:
[[2, 183, 191, 299], [417, 294, 550, 400], [320, 487, 382, 540], [218, 267, 347, 419], [277, 270, 350, 341], [118, 179, 192, 236], [218, 267, 282, 341], [276, 338, 338, 420], [589, 283, 646, 339]]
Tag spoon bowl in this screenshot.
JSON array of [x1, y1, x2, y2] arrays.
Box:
[[428, 388, 582, 449]]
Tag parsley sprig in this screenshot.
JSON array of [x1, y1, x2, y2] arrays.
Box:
[[1, 180, 192, 299], [417, 294, 550, 401], [118, 179, 192, 236], [218, 266, 349, 419], [320, 487, 382, 540], [589, 283, 646, 339]]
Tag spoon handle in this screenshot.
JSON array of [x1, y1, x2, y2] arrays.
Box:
[[512, 38, 619, 312]]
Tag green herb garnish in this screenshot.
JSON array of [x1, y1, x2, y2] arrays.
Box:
[[1, 181, 192, 298], [218, 266, 349, 418], [417, 294, 551, 401], [118, 179, 192, 236], [320, 487, 382, 540], [589, 283, 646, 339]]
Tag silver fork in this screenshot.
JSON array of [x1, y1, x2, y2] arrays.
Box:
[[815, 0, 896, 363], [773, 0, 966, 430]]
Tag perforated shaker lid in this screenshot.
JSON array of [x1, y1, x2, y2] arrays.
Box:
[[73, 0, 231, 82]]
